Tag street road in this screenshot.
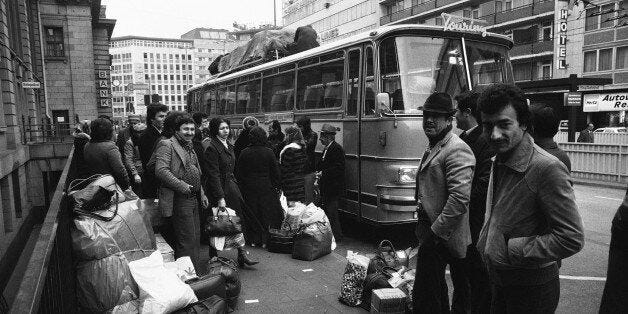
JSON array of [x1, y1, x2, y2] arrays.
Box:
[[338, 183, 623, 314]]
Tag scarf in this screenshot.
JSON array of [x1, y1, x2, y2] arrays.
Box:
[[427, 124, 453, 147], [174, 133, 194, 153]]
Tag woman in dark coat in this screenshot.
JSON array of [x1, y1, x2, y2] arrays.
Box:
[[296, 116, 318, 204], [203, 117, 258, 267], [83, 118, 130, 190], [236, 127, 284, 246], [279, 126, 307, 205], [233, 116, 259, 161], [267, 120, 285, 159]]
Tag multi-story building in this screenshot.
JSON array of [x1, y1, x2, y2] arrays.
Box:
[[282, 0, 380, 44], [180, 28, 240, 84], [110, 36, 195, 117], [0, 0, 115, 305]]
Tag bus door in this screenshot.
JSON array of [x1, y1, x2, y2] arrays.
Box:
[[343, 47, 362, 217]]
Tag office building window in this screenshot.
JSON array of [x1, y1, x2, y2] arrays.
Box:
[[435, 17, 443, 26], [601, 4, 615, 29], [616, 46, 628, 69], [45, 27, 64, 57], [495, 1, 503, 12], [599, 48, 613, 70], [542, 21, 552, 41], [541, 61, 552, 79], [584, 51, 597, 72]]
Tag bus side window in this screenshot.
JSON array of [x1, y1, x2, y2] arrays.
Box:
[[347, 49, 360, 116], [209, 88, 216, 115], [236, 83, 248, 114], [246, 79, 261, 113], [379, 38, 403, 112], [297, 58, 344, 110], [225, 82, 236, 115], [364, 46, 375, 116], [216, 86, 226, 115], [263, 72, 294, 112]]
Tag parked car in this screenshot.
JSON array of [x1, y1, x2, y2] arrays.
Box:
[[593, 127, 628, 133]]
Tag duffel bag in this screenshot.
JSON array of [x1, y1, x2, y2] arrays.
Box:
[[360, 266, 395, 311], [186, 274, 226, 301], [267, 228, 293, 254], [292, 221, 332, 261], [173, 295, 227, 314], [205, 257, 241, 307]]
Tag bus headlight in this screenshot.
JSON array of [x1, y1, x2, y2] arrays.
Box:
[[398, 166, 418, 184]]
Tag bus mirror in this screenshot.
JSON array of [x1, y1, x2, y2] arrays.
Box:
[[376, 93, 391, 114]]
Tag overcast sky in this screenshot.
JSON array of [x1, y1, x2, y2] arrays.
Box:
[[102, 0, 283, 38]]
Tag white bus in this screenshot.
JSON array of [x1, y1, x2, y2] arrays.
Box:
[[187, 24, 514, 225]]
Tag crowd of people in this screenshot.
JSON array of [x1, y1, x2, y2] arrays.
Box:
[[69, 82, 628, 313], [72, 106, 345, 274]]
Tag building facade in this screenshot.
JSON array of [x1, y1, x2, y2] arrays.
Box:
[[180, 28, 240, 84], [282, 0, 380, 43], [0, 0, 115, 301]]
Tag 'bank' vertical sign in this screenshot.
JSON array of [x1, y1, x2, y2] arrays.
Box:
[[557, 9, 568, 69]]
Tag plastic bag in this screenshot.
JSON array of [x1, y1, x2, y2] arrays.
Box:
[[292, 221, 333, 261], [72, 200, 156, 261], [338, 251, 370, 306], [129, 251, 198, 314], [279, 192, 288, 214]]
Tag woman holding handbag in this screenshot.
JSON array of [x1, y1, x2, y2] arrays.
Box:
[[202, 117, 258, 268], [155, 114, 209, 271]]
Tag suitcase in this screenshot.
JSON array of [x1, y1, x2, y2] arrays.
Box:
[[267, 228, 293, 254], [173, 295, 227, 314], [205, 257, 241, 308], [186, 273, 226, 300]]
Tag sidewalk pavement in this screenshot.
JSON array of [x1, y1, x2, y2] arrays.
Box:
[[199, 239, 369, 313]]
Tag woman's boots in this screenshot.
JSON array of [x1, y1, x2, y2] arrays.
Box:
[[237, 248, 259, 268]]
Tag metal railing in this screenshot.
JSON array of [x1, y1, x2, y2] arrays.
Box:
[[9, 148, 77, 313], [560, 142, 628, 183], [555, 131, 628, 145], [21, 117, 73, 144]]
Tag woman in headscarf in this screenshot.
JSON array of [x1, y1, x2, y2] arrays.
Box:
[[203, 117, 258, 267], [267, 120, 285, 159], [233, 116, 259, 161], [279, 126, 307, 205], [296, 116, 318, 204], [236, 126, 283, 246], [155, 114, 208, 271]]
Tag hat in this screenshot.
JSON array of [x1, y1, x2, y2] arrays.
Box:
[[320, 123, 339, 134], [242, 116, 259, 130], [420, 92, 455, 115]]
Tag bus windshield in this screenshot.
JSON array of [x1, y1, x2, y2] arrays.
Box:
[[379, 36, 511, 115]]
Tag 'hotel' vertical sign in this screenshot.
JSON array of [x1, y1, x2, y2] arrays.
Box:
[[557, 9, 568, 69]]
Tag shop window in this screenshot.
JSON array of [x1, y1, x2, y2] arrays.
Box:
[[599, 48, 613, 71], [616, 46, 628, 69], [584, 51, 597, 72], [44, 27, 64, 57]]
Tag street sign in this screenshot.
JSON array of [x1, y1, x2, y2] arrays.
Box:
[[583, 93, 628, 112], [564, 92, 581, 107], [21, 81, 41, 89]]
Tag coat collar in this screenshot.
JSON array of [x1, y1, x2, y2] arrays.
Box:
[[210, 136, 234, 157], [170, 137, 190, 165], [420, 131, 454, 172], [495, 133, 534, 173]]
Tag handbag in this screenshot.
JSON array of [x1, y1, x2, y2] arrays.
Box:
[[360, 266, 396, 310], [204, 208, 242, 236], [267, 228, 293, 254], [173, 295, 227, 314], [367, 240, 408, 274]]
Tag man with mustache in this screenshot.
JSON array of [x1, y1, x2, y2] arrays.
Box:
[[413, 92, 475, 313], [476, 84, 584, 313]]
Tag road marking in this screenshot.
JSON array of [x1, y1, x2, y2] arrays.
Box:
[[595, 196, 622, 201], [245, 299, 259, 304], [445, 271, 606, 281]]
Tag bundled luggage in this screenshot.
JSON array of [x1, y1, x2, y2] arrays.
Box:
[[186, 274, 226, 300], [266, 228, 293, 254], [276, 202, 336, 260], [292, 221, 333, 261]]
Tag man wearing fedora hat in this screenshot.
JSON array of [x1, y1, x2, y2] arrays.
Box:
[[413, 92, 475, 313], [317, 123, 345, 241]]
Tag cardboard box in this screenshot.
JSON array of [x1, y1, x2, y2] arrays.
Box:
[[370, 288, 406, 313]]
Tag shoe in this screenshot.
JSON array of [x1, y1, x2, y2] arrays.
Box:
[[237, 250, 259, 268]]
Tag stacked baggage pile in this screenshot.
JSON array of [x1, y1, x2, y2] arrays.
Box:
[[338, 240, 417, 313], [267, 202, 335, 261], [68, 175, 239, 313]]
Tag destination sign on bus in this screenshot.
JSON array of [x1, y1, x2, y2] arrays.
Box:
[[441, 13, 488, 37]]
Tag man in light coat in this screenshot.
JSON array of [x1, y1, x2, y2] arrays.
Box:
[[413, 92, 475, 313]]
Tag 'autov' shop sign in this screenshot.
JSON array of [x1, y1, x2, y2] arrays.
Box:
[[583, 93, 628, 112]]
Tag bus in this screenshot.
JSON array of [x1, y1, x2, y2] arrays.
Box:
[[187, 24, 514, 225]]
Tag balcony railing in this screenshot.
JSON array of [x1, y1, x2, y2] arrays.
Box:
[[480, 0, 555, 26], [9, 147, 77, 313], [510, 39, 554, 57], [21, 117, 74, 144]]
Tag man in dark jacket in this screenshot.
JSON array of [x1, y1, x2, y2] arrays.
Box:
[[137, 103, 168, 198], [577, 123, 595, 143], [530, 104, 571, 171], [115, 114, 141, 160], [477, 84, 584, 313], [317, 123, 345, 241], [599, 186, 628, 313], [450, 90, 493, 314]]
